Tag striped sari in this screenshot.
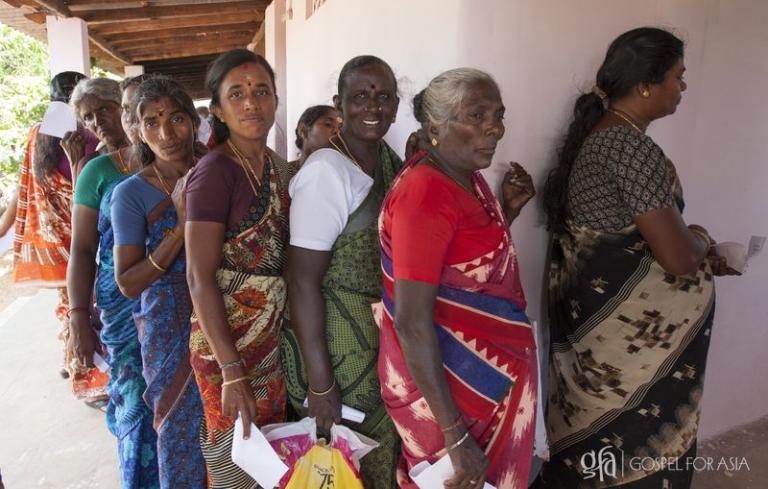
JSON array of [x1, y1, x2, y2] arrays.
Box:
[[189, 155, 291, 488], [374, 156, 538, 489], [13, 125, 108, 402], [96, 171, 159, 489]]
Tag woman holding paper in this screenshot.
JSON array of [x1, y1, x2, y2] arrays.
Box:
[[282, 55, 403, 489], [2, 71, 106, 404], [537, 27, 737, 488], [374, 68, 537, 489], [185, 49, 293, 488], [67, 76, 161, 488]]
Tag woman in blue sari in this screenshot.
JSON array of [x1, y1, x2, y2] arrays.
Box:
[[67, 76, 160, 488], [112, 76, 206, 488]]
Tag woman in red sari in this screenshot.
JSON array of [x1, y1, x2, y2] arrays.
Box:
[[375, 68, 537, 489]]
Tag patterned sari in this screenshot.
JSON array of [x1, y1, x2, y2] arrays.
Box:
[[132, 197, 206, 488], [96, 170, 159, 489], [280, 142, 402, 489], [13, 125, 108, 402], [537, 173, 715, 488], [189, 154, 291, 489], [374, 153, 538, 489]]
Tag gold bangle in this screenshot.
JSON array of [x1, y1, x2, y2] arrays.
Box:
[[222, 376, 248, 387], [147, 253, 167, 273], [690, 229, 712, 249], [309, 378, 336, 396]]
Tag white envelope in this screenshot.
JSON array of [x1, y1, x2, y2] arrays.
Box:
[[410, 454, 496, 489], [231, 417, 289, 489], [713, 242, 747, 273], [39, 101, 77, 138]]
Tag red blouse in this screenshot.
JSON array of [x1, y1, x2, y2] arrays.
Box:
[[381, 164, 506, 285]]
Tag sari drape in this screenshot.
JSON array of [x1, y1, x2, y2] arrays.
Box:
[[374, 152, 537, 489]]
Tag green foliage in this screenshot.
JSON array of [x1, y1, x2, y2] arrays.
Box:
[[0, 23, 49, 193]]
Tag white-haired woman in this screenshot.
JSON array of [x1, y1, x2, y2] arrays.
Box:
[[67, 76, 160, 488], [374, 68, 537, 489]]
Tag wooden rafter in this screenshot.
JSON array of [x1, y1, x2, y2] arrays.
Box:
[[116, 30, 252, 50], [81, 3, 265, 24], [105, 21, 259, 43], [91, 11, 261, 35], [131, 41, 246, 61]]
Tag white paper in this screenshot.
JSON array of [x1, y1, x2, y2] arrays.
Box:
[[197, 116, 212, 144], [93, 352, 110, 373], [231, 417, 289, 489], [531, 320, 550, 460], [39, 101, 77, 138], [302, 398, 366, 423], [748, 235, 766, 260], [410, 455, 496, 489], [713, 242, 747, 273]]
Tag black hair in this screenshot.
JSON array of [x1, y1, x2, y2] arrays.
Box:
[[337, 55, 396, 96], [543, 27, 684, 234], [294, 105, 336, 150], [119, 73, 154, 92], [32, 71, 86, 182], [131, 75, 200, 165], [205, 48, 277, 144]]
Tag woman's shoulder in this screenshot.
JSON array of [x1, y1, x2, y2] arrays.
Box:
[[293, 148, 357, 184]]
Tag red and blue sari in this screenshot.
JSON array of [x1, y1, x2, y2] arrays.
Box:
[[374, 152, 538, 489]]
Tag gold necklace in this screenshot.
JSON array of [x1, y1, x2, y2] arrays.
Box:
[[328, 134, 364, 172], [227, 139, 266, 197], [151, 164, 173, 195], [608, 108, 645, 133], [115, 148, 130, 174]]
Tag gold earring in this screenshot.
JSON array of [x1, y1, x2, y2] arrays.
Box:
[[336, 116, 343, 124], [431, 138, 438, 147], [642, 90, 650, 97]]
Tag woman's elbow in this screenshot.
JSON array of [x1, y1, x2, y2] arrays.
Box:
[[115, 278, 141, 300]]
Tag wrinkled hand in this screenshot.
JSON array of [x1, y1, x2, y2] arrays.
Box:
[[171, 171, 189, 230], [222, 375, 258, 439], [501, 162, 535, 220], [66, 312, 98, 370], [307, 380, 341, 434], [445, 432, 488, 489], [60, 131, 86, 171], [405, 129, 429, 161]]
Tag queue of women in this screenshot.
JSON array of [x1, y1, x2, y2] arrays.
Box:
[[0, 26, 740, 489]]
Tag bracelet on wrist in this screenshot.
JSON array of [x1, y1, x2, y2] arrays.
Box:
[[440, 415, 464, 433], [66, 306, 89, 319], [445, 430, 470, 452], [309, 378, 336, 396], [147, 253, 167, 273], [219, 358, 245, 370], [222, 376, 248, 387]]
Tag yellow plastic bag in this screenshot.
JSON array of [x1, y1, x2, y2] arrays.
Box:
[[284, 440, 364, 489]]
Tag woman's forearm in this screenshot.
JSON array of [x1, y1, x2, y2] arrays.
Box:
[[188, 271, 240, 365], [115, 230, 184, 298], [288, 278, 334, 390], [395, 315, 462, 429], [67, 247, 96, 311]]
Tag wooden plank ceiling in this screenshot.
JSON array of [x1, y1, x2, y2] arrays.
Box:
[[2, 0, 270, 98]]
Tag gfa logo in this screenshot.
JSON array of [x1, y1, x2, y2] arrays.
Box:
[[581, 446, 624, 482]]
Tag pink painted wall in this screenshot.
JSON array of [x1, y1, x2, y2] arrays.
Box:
[[267, 0, 768, 438]]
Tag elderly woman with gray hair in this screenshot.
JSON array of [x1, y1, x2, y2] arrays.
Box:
[[374, 68, 537, 489], [66, 76, 160, 488]]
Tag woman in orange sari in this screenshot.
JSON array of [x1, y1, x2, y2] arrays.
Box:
[[5, 71, 107, 404]]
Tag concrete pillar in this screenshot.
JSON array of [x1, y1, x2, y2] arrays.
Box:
[[265, 0, 287, 159], [124, 65, 145, 77], [46, 16, 90, 77]]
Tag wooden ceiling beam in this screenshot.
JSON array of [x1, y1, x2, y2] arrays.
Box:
[[32, 0, 71, 16], [105, 21, 259, 43], [91, 12, 260, 34], [111, 29, 253, 48], [131, 41, 246, 62], [119, 32, 251, 52], [81, 3, 265, 24]]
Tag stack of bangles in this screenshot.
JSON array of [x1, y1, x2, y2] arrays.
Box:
[[442, 415, 470, 452], [219, 359, 248, 387], [690, 228, 713, 251]]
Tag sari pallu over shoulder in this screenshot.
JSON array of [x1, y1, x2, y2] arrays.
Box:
[[374, 153, 537, 489], [131, 196, 206, 488]]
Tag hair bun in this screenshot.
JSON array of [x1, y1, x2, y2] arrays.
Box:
[[412, 90, 426, 124]]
